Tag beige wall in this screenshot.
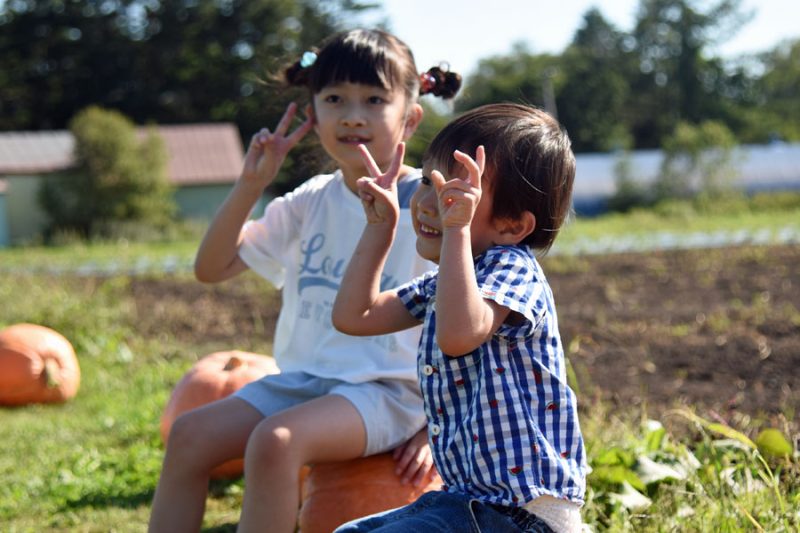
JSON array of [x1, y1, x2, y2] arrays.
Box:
[[4, 174, 49, 244]]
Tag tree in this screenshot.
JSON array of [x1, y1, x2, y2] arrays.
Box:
[[454, 43, 560, 115], [656, 120, 738, 199], [39, 106, 175, 239], [0, 0, 373, 132], [557, 8, 635, 152], [754, 38, 800, 141], [628, 0, 747, 147]]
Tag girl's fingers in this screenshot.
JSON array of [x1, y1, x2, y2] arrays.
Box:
[[274, 102, 298, 136], [382, 143, 405, 186], [357, 144, 382, 178], [286, 114, 314, 145]]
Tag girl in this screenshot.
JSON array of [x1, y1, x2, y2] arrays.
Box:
[[148, 29, 460, 533], [332, 103, 587, 532]]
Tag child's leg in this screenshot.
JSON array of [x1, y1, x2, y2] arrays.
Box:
[[237, 394, 367, 533], [148, 396, 263, 533]]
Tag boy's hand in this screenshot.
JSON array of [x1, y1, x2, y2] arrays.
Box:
[[241, 102, 314, 189], [392, 427, 437, 486], [429, 145, 486, 229], [355, 143, 405, 227]]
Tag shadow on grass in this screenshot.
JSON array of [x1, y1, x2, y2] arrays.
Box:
[[203, 524, 238, 533], [62, 489, 155, 511]]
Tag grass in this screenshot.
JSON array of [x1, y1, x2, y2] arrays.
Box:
[[1, 196, 799, 531]]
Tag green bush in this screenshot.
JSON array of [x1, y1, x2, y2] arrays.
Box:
[[39, 106, 176, 240]]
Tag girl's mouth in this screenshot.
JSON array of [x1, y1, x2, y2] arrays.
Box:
[[338, 135, 370, 144]]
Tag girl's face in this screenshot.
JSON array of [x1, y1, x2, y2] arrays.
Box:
[[312, 82, 421, 187], [411, 160, 501, 263]]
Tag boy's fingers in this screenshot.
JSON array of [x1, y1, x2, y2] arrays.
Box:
[[476, 145, 486, 176], [429, 169, 446, 193], [453, 149, 483, 190]]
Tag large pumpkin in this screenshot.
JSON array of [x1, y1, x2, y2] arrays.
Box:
[[298, 453, 442, 533], [160, 350, 279, 479], [0, 323, 80, 406]]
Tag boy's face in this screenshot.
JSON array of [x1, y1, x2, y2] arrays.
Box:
[[312, 82, 421, 185], [412, 159, 501, 263]]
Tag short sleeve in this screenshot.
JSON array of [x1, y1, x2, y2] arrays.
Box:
[[396, 270, 437, 321], [475, 246, 547, 335], [238, 179, 315, 287]]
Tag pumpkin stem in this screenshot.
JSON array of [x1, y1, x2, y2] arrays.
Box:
[[43, 359, 61, 388], [223, 356, 245, 371]]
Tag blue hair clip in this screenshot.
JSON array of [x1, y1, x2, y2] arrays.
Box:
[[300, 51, 317, 68]]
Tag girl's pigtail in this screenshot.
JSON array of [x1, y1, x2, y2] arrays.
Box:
[[419, 65, 462, 99], [284, 50, 318, 87]]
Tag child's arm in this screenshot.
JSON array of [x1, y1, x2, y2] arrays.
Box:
[[194, 103, 314, 283], [430, 147, 512, 356], [332, 144, 420, 336]]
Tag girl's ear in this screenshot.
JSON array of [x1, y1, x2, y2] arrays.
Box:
[[493, 211, 536, 245], [402, 103, 424, 140]]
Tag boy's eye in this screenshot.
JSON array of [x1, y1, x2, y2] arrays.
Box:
[[367, 95, 386, 104], [420, 175, 431, 186], [324, 94, 341, 103]]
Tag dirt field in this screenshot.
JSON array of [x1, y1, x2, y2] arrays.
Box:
[[131, 244, 800, 424]]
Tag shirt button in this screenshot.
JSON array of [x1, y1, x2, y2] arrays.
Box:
[[430, 424, 441, 436], [422, 364, 434, 376]]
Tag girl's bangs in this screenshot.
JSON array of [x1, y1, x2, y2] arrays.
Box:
[[311, 41, 397, 91]]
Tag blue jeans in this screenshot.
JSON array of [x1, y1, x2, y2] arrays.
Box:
[[333, 491, 556, 533]]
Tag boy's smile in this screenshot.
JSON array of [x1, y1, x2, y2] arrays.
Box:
[[412, 160, 501, 263]]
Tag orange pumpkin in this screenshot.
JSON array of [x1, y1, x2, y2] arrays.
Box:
[[298, 453, 443, 533], [160, 350, 279, 479], [0, 323, 80, 406]]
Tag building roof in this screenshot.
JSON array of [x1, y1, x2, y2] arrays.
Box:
[[0, 124, 244, 185]]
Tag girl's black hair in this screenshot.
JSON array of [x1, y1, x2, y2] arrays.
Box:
[[424, 103, 576, 252], [284, 29, 461, 100]]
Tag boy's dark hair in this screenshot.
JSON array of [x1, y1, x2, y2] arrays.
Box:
[[285, 29, 460, 100], [424, 103, 575, 251]]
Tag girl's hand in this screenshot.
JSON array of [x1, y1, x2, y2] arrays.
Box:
[[392, 427, 436, 486], [428, 145, 486, 229], [355, 143, 405, 227], [241, 102, 314, 189]]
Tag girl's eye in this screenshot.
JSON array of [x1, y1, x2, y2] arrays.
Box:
[[324, 94, 341, 103], [367, 95, 386, 104], [420, 175, 431, 186]]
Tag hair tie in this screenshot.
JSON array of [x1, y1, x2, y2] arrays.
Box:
[[300, 51, 317, 68], [420, 72, 437, 94]]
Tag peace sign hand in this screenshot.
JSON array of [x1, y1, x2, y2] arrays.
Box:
[[241, 102, 314, 189], [429, 146, 486, 229], [356, 143, 406, 226]]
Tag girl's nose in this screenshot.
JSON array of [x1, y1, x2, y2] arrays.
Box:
[[341, 105, 366, 127]]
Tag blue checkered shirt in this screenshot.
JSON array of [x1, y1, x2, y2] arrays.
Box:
[[397, 245, 587, 506]]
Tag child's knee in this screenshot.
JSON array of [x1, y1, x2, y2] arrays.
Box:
[[245, 420, 295, 466], [165, 411, 212, 462]]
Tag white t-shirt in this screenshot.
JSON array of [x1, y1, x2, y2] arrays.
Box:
[[239, 170, 432, 384]]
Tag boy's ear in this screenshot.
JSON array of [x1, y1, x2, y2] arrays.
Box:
[[493, 211, 536, 245], [402, 103, 424, 140]]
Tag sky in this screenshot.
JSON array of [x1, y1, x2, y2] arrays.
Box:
[[365, 0, 800, 76]]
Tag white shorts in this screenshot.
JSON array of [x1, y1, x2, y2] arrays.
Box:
[[234, 371, 425, 456]]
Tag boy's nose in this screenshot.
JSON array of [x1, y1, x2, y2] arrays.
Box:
[[416, 188, 439, 215]]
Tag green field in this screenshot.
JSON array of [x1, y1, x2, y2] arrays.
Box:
[[1, 199, 798, 532]]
